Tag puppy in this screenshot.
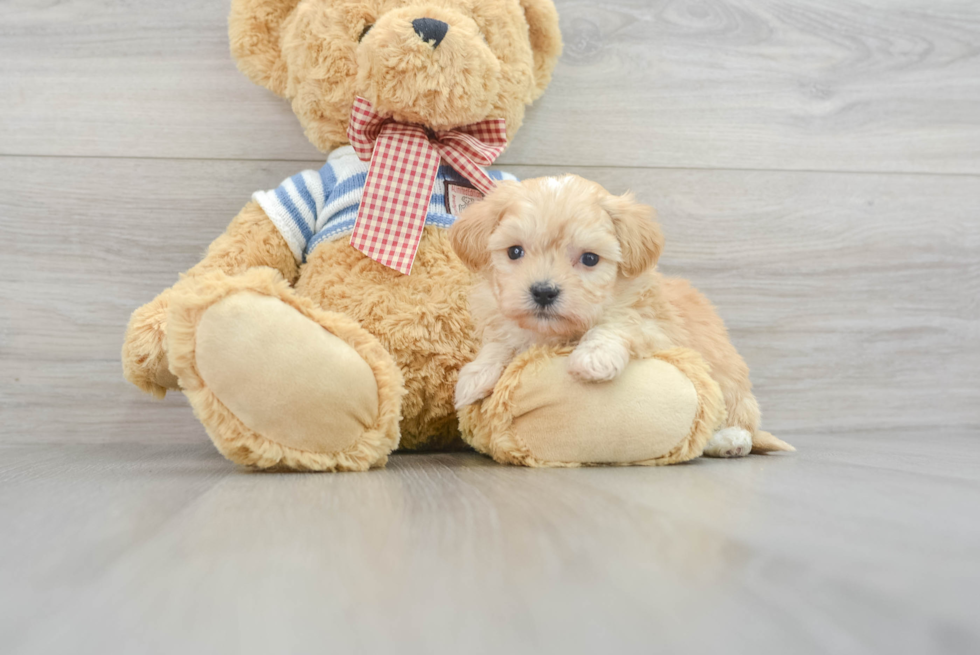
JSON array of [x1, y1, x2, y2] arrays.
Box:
[[449, 174, 776, 458]]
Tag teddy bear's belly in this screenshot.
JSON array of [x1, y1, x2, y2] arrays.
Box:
[[294, 226, 478, 450]]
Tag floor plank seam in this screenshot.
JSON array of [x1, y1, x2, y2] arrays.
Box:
[[2, 152, 979, 179]]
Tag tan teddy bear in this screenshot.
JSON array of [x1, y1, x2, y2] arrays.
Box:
[[122, 0, 740, 471]]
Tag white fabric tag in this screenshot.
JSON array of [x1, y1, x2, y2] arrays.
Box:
[[444, 181, 484, 217]]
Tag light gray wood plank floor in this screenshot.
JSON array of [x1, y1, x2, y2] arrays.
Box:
[[3, 436, 979, 654], [1, 0, 978, 653]]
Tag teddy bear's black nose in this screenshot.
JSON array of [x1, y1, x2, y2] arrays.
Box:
[[412, 18, 449, 48]]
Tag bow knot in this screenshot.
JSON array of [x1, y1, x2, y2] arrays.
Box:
[[346, 96, 507, 275]]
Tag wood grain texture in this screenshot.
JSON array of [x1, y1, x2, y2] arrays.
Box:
[[1, 156, 977, 444], [2, 440, 979, 654], [1, 0, 979, 172]]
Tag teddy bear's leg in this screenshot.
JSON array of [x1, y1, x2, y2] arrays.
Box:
[[164, 268, 403, 471], [459, 347, 725, 467]]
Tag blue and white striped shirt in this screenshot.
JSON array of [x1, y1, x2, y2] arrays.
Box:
[[253, 145, 518, 262]]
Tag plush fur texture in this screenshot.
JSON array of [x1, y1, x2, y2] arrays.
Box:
[[450, 175, 793, 454], [121, 286, 178, 398], [459, 346, 724, 467], [230, 0, 563, 151], [122, 0, 563, 468]]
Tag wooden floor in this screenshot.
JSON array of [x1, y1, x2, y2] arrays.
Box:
[[1, 0, 978, 653], [2, 433, 979, 654]]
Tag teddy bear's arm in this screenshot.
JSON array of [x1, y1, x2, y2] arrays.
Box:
[[122, 201, 298, 398], [185, 200, 299, 281]]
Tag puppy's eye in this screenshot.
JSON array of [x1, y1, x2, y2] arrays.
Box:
[[507, 246, 524, 260], [580, 252, 600, 267], [359, 24, 374, 41]]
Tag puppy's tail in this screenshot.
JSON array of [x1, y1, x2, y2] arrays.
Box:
[[752, 430, 796, 453]]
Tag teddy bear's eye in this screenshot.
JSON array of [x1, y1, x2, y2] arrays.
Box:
[[507, 246, 524, 260], [359, 24, 373, 41], [580, 252, 600, 267]]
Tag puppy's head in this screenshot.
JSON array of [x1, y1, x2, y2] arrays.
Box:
[[449, 175, 663, 339]]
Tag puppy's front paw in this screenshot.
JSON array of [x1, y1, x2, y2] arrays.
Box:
[[703, 427, 753, 458], [567, 340, 630, 382], [455, 361, 505, 410]]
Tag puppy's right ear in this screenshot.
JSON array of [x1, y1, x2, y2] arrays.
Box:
[[450, 181, 518, 271]]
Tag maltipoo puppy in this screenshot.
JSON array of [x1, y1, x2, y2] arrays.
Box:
[[449, 174, 784, 458]]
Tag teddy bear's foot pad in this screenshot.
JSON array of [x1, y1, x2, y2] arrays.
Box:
[[460, 347, 725, 468], [194, 291, 380, 456], [165, 269, 404, 470]]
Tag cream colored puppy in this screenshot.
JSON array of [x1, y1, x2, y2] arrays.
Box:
[[449, 174, 774, 458]]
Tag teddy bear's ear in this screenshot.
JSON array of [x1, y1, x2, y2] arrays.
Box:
[[229, 0, 303, 97], [520, 0, 563, 98]]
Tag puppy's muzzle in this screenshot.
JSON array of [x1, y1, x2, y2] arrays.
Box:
[[530, 282, 561, 308]]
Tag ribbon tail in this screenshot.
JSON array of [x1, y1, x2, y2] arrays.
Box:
[[347, 96, 389, 161], [349, 125, 441, 275]]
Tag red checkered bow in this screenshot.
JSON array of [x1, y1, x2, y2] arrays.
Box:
[[347, 96, 508, 275]]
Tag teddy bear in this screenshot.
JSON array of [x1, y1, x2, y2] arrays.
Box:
[[122, 0, 748, 471]]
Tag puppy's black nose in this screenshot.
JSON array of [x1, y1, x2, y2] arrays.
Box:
[[530, 282, 561, 308], [412, 18, 449, 47]]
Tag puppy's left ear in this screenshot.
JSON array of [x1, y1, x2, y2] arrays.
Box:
[[449, 181, 519, 271], [601, 191, 664, 278]]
